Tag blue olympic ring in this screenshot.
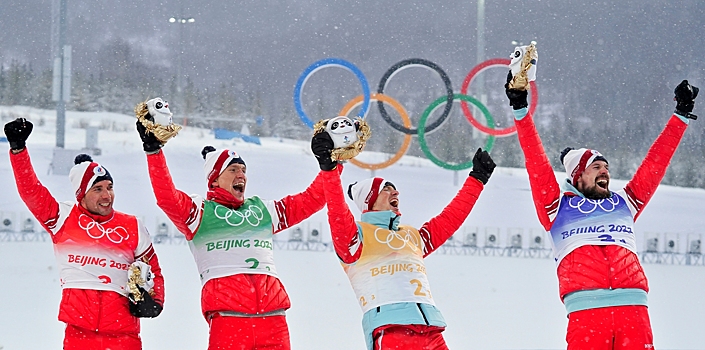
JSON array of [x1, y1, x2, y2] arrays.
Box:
[[293, 58, 371, 129]]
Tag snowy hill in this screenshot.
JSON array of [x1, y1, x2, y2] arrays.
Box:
[[0, 106, 704, 350]]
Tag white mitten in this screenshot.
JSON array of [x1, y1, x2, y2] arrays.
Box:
[[146, 98, 174, 125], [127, 261, 155, 294]]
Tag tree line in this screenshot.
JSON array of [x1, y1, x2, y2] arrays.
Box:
[[1, 38, 704, 190]]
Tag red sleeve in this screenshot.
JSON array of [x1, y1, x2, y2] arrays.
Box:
[[418, 176, 484, 257], [625, 115, 688, 221], [270, 168, 332, 233], [320, 167, 361, 264], [9, 149, 61, 238], [146, 151, 201, 240], [136, 244, 165, 305], [514, 113, 561, 231]]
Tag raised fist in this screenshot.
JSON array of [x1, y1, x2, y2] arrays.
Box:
[[468, 148, 496, 185], [3, 118, 33, 150]]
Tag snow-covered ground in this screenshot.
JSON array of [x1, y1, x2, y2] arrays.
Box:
[[0, 106, 704, 349]]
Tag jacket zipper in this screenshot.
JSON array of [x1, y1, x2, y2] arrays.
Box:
[[96, 291, 102, 332], [416, 303, 429, 325]]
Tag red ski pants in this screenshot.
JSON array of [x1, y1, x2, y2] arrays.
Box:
[[373, 325, 448, 350], [63, 324, 141, 350], [566, 305, 654, 350], [208, 314, 290, 350]]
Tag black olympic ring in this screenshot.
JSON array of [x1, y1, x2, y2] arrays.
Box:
[[377, 58, 454, 135]]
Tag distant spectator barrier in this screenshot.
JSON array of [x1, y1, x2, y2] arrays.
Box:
[[1, 211, 701, 266]]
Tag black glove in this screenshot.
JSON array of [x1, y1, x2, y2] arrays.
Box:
[[504, 71, 528, 110], [3, 118, 33, 150], [136, 120, 162, 153], [468, 148, 496, 185], [311, 131, 337, 171], [674, 80, 699, 120], [128, 286, 163, 318]]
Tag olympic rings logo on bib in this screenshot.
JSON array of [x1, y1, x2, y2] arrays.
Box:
[[294, 57, 539, 171], [214, 204, 264, 227], [78, 214, 130, 244], [374, 227, 420, 251], [567, 196, 620, 214]]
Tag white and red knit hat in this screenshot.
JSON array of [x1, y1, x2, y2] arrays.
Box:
[[347, 177, 395, 212], [68, 154, 113, 202], [202, 146, 246, 188], [561, 148, 608, 185]]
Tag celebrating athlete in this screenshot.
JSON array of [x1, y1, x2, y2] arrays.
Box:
[[4, 118, 165, 350], [311, 131, 495, 350], [135, 101, 332, 349], [505, 76, 698, 349]]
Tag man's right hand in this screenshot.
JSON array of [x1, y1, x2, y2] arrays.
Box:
[[674, 79, 699, 120], [311, 131, 337, 171], [3, 118, 33, 151], [136, 120, 162, 153], [504, 71, 528, 110]]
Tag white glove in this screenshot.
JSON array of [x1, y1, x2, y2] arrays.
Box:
[[127, 261, 155, 293]]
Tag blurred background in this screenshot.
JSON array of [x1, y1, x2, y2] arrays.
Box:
[[1, 0, 704, 185]]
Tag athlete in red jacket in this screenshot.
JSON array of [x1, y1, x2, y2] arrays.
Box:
[[506, 78, 698, 349], [311, 132, 496, 350], [4, 118, 165, 350], [135, 102, 331, 350]]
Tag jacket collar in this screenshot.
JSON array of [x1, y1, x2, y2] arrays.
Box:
[[361, 210, 400, 230]]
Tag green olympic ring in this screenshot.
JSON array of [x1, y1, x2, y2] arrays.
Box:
[[417, 94, 495, 171]]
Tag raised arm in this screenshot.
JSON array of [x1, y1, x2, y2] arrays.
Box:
[[311, 131, 361, 263], [507, 80, 561, 230], [4, 119, 61, 237], [270, 169, 329, 233], [321, 167, 361, 264], [146, 150, 203, 240], [418, 148, 494, 257], [625, 80, 696, 220]]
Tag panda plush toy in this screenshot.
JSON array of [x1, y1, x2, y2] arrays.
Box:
[[313, 115, 370, 161], [134, 97, 182, 144], [146, 98, 174, 126], [508, 42, 538, 91], [325, 116, 359, 149]]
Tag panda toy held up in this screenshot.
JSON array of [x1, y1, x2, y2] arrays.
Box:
[[312, 115, 370, 161], [134, 97, 182, 146], [507, 42, 538, 91]]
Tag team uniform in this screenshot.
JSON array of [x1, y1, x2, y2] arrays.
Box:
[[9, 149, 164, 350], [321, 168, 486, 350], [512, 107, 690, 349], [144, 149, 327, 349]]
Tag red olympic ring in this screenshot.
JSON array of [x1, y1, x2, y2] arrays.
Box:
[[460, 58, 538, 137]]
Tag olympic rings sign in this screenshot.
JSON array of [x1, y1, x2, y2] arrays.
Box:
[[293, 57, 539, 170]]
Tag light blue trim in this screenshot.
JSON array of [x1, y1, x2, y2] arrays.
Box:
[[674, 112, 691, 125], [512, 107, 529, 120], [360, 211, 400, 230], [361, 302, 446, 350], [563, 288, 648, 314], [560, 179, 585, 198]]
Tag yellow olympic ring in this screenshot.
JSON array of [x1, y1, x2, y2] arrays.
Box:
[[338, 93, 412, 170]]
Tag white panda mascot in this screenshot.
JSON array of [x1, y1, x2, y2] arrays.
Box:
[[508, 42, 538, 91]]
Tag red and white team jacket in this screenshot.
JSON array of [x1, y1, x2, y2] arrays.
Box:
[[145, 150, 327, 319], [10, 149, 164, 334], [514, 112, 688, 299]]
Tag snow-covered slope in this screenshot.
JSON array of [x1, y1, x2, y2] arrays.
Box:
[[0, 106, 704, 349]]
